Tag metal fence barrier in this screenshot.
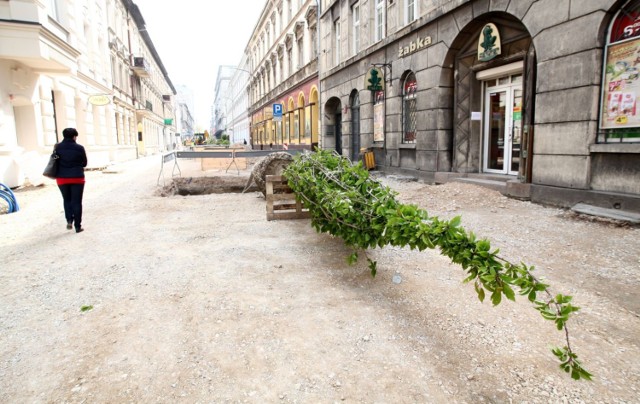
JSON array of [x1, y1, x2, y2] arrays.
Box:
[[157, 149, 303, 186]]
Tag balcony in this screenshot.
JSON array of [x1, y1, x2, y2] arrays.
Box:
[[131, 57, 150, 77], [0, 20, 80, 73], [135, 100, 154, 118]]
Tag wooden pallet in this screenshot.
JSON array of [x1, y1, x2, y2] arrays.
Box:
[[266, 175, 311, 221]]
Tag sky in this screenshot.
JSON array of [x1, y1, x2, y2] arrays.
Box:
[[133, 0, 266, 130]]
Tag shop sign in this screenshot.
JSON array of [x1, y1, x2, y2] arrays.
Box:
[[404, 79, 417, 96], [365, 67, 384, 91], [398, 35, 432, 58], [601, 38, 640, 129], [88, 94, 110, 106], [477, 23, 502, 62], [610, 9, 640, 42], [164, 118, 173, 125]]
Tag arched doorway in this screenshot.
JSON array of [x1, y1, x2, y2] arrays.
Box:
[[323, 97, 342, 155], [445, 13, 535, 181], [350, 90, 360, 162]]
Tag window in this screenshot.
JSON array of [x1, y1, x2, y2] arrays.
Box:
[[297, 36, 304, 68], [287, 47, 293, 76], [405, 0, 417, 25], [352, 2, 360, 55], [288, 0, 292, 22], [334, 19, 341, 65], [266, 27, 270, 49], [375, 0, 385, 42], [402, 72, 417, 143], [49, 0, 59, 20], [310, 27, 318, 57], [599, 1, 640, 143]]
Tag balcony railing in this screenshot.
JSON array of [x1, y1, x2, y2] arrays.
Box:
[[135, 100, 154, 118], [132, 57, 150, 78]]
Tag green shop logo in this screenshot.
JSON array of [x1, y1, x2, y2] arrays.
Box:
[[365, 67, 384, 91], [478, 23, 502, 62]]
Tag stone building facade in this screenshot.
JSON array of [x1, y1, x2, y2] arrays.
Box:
[[247, 0, 320, 150], [318, 0, 640, 211], [0, 0, 175, 187]]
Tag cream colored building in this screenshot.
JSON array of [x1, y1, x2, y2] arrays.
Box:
[[246, 0, 320, 150], [0, 0, 175, 187]]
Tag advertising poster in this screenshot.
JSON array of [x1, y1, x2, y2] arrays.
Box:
[[374, 102, 385, 142], [601, 39, 640, 129]]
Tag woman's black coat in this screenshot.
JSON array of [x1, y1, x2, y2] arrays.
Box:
[[55, 139, 87, 178]]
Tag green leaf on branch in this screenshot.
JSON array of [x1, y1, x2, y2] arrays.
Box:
[[502, 282, 516, 302], [368, 259, 377, 277], [474, 281, 486, 303], [552, 347, 593, 381], [491, 289, 502, 306], [347, 251, 358, 265]]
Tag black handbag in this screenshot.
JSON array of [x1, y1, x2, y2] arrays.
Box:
[[43, 150, 59, 179]]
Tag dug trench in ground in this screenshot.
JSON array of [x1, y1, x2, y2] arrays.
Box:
[[158, 176, 258, 196]]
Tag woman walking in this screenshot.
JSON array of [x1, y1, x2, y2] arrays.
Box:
[[55, 128, 87, 233]]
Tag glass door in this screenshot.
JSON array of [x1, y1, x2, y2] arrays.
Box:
[[483, 75, 522, 175]]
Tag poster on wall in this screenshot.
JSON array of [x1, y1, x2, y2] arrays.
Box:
[[601, 38, 640, 129], [373, 102, 385, 142]]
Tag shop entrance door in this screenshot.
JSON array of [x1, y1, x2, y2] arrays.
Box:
[[483, 74, 522, 175]]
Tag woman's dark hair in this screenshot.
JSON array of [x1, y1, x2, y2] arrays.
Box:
[[62, 128, 78, 139]]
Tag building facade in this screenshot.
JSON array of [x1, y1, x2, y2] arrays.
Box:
[[212, 65, 234, 138], [0, 0, 175, 188], [319, 0, 640, 211], [175, 85, 195, 145], [224, 54, 251, 145], [247, 0, 320, 150]]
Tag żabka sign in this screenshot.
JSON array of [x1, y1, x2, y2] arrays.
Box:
[[398, 35, 433, 58]]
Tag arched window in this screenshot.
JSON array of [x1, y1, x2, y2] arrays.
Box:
[[402, 72, 417, 143], [600, 0, 640, 143]]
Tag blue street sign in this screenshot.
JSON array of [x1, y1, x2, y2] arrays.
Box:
[[273, 103, 283, 118]]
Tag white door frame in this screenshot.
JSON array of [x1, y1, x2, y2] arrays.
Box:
[[482, 79, 521, 175]]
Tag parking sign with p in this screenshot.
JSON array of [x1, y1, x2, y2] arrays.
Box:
[[273, 104, 283, 121]]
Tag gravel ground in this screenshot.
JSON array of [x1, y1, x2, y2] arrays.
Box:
[[0, 155, 639, 403]]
